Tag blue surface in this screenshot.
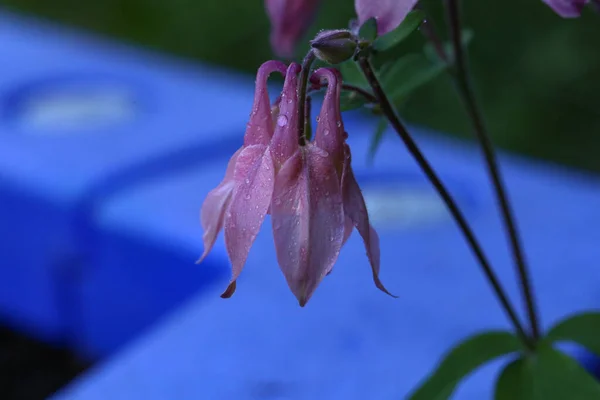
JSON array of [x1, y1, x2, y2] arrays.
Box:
[[0, 11, 251, 341], [52, 119, 600, 399]]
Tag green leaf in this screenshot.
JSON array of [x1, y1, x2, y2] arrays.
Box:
[[358, 17, 378, 42], [367, 118, 388, 164], [409, 331, 522, 400], [494, 345, 600, 400], [372, 10, 425, 52], [379, 53, 445, 104], [546, 312, 600, 357], [495, 358, 534, 400], [338, 60, 368, 88], [339, 90, 367, 112], [534, 345, 600, 399]]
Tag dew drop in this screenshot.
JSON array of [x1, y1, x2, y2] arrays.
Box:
[[325, 191, 330, 196], [329, 236, 334, 242], [277, 115, 288, 127], [287, 98, 293, 104], [245, 178, 250, 184], [323, 129, 330, 136], [245, 194, 251, 200], [336, 121, 342, 128], [274, 198, 282, 205], [316, 116, 321, 122]]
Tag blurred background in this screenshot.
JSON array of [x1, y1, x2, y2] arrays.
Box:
[[3, 0, 600, 170], [0, 0, 599, 399]]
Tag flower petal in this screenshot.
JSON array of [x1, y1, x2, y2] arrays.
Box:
[[342, 145, 396, 297], [244, 60, 288, 147], [355, 0, 419, 35], [223, 144, 275, 297], [197, 148, 242, 263], [311, 68, 346, 167], [271, 144, 344, 306], [326, 216, 354, 276], [542, 0, 587, 17], [270, 63, 302, 169]]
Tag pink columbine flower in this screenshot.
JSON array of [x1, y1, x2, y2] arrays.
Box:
[[199, 62, 393, 305], [355, 0, 419, 35], [542, 0, 588, 17], [198, 60, 288, 296], [265, 0, 322, 58]]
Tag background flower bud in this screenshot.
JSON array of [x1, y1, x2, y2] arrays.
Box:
[[310, 30, 357, 65], [265, 0, 323, 58]]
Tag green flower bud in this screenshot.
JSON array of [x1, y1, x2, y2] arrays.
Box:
[[310, 29, 358, 65]]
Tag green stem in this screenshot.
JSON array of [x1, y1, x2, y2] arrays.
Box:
[[309, 83, 377, 104], [357, 56, 533, 350], [298, 51, 316, 145], [445, 0, 540, 342]]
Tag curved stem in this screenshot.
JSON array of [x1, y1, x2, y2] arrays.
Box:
[[341, 84, 378, 103], [445, 0, 540, 341], [298, 51, 316, 145], [309, 83, 378, 104], [357, 56, 533, 349]]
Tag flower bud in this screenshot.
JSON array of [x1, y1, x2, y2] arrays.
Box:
[[310, 30, 358, 65]]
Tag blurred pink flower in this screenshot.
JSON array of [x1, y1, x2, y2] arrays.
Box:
[[542, 0, 588, 17], [355, 0, 419, 35], [265, 0, 322, 58]]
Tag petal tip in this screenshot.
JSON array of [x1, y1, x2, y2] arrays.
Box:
[[220, 281, 237, 298]]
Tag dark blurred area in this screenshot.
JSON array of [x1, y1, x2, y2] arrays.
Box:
[[2, 0, 600, 170]]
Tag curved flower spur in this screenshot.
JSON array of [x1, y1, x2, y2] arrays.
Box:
[[199, 61, 395, 306]]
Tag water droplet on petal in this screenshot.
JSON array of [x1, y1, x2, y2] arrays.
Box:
[[274, 198, 282, 205], [287, 98, 293, 104], [277, 115, 288, 127], [316, 116, 321, 122], [323, 129, 330, 136], [336, 121, 342, 128], [325, 191, 330, 196], [245, 178, 250, 184], [245, 194, 251, 200]]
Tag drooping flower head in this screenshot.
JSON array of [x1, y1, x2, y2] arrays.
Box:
[[199, 61, 394, 305], [542, 0, 588, 17], [265, 0, 323, 58], [355, 0, 419, 35]]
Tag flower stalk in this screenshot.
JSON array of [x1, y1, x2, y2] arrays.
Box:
[[357, 55, 533, 350], [444, 0, 541, 342]]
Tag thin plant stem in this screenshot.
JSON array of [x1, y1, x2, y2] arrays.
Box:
[[445, 0, 540, 341], [357, 56, 533, 349], [309, 83, 378, 104], [298, 51, 316, 145]]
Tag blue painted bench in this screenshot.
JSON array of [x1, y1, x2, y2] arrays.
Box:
[[0, 10, 249, 344], [51, 118, 600, 399]]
